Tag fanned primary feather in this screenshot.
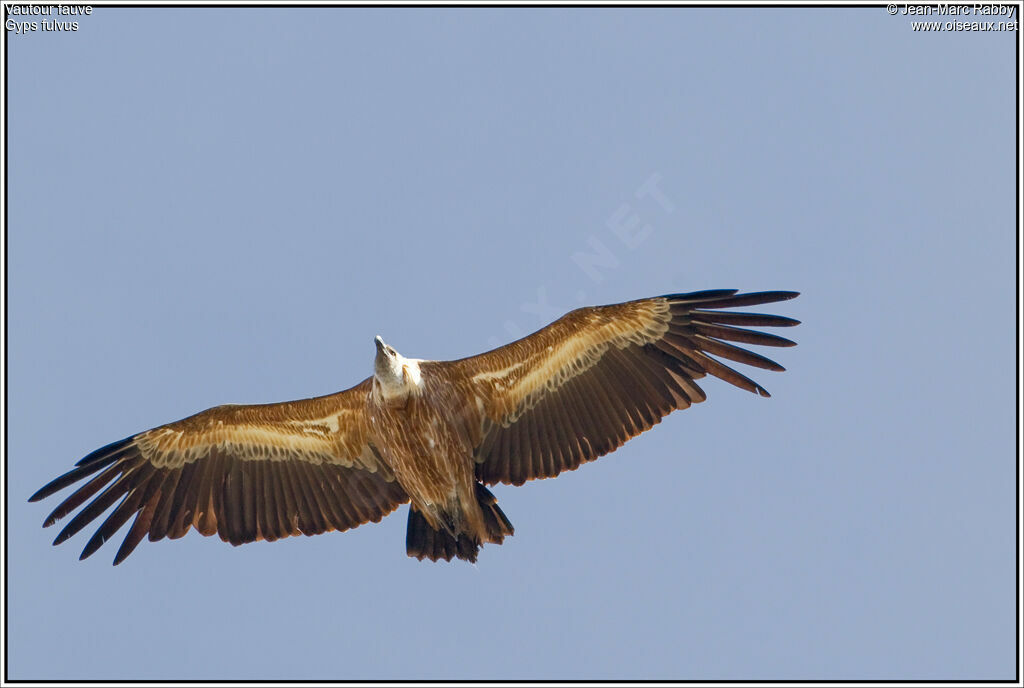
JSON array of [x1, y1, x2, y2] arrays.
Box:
[[30, 289, 798, 564]]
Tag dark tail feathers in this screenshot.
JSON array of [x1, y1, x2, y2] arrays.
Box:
[[406, 483, 514, 563]]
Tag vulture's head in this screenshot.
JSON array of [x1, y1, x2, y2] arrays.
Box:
[[374, 335, 402, 380], [373, 336, 421, 402]]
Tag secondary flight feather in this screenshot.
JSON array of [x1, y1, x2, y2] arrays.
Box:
[[30, 289, 799, 564]]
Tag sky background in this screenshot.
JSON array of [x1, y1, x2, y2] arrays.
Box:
[[6, 7, 1016, 681]]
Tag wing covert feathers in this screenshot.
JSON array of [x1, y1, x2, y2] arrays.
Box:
[[29, 381, 408, 564], [452, 290, 799, 486]]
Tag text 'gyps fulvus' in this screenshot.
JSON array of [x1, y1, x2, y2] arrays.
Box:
[[31, 289, 799, 564]]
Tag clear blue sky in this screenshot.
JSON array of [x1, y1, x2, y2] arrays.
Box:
[[7, 7, 1015, 681]]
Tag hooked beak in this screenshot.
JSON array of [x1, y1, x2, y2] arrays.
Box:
[[375, 336, 386, 353]]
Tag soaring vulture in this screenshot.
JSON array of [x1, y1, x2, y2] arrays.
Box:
[[30, 289, 799, 564]]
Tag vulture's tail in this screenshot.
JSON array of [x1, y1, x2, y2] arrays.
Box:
[[405, 483, 514, 563]]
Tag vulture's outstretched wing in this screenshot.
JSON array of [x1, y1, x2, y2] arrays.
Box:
[[439, 290, 799, 486], [29, 379, 408, 564]]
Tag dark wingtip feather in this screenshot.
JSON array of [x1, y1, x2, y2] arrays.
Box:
[[664, 289, 799, 311], [43, 511, 63, 529], [112, 500, 159, 566], [75, 436, 135, 467], [30, 436, 136, 503], [688, 310, 801, 329], [50, 476, 132, 546], [661, 289, 738, 302], [743, 290, 799, 303], [30, 453, 123, 505], [79, 533, 107, 561], [690, 322, 797, 348], [690, 290, 801, 310], [29, 473, 73, 503], [28, 485, 50, 503]]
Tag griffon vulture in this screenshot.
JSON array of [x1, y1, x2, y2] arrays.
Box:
[[30, 289, 799, 564]]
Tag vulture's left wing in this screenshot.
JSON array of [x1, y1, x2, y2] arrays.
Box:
[[29, 379, 408, 564], [437, 290, 799, 486]]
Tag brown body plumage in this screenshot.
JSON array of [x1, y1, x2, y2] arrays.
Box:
[[30, 289, 799, 564]]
